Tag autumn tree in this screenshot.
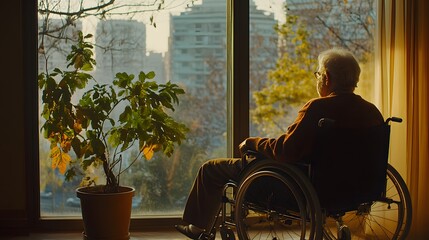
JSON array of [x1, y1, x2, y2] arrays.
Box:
[[252, 0, 376, 136], [252, 15, 318, 137], [287, 0, 377, 99]]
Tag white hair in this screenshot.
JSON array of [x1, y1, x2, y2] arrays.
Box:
[[318, 48, 361, 92]]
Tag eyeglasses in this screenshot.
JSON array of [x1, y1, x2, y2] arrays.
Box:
[[314, 71, 321, 79]]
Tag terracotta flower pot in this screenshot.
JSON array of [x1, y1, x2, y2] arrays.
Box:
[[76, 186, 135, 240]]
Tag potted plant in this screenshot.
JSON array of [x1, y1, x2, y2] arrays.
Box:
[[38, 32, 188, 239]]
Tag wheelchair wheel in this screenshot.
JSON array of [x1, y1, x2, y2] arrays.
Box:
[[234, 167, 323, 240], [323, 164, 412, 240]]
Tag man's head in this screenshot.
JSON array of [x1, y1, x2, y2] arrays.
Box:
[[315, 48, 361, 97]]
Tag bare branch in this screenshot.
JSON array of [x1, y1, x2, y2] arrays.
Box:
[[38, 0, 116, 16]]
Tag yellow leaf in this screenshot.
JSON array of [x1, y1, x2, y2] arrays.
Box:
[[50, 146, 61, 169], [58, 152, 71, 175], [61, 139, 72, 152], [74, 122, 82, 133], [142, 145, 154, 160], [50, 146, 71, 174], [142, 144, 159, 160]]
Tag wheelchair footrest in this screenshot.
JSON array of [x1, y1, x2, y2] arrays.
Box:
[[198, 227, 216, 240], [219, 225, 235, 240]]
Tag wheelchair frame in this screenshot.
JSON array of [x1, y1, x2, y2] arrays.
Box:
[[199, 117, 411, 240]]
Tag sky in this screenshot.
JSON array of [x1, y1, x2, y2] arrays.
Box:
[[145, 0, 285, 53]]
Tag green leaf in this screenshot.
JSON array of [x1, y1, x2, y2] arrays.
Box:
[[84, 33, 93, 39], [108, 118, 115, 127], [81, 62, 94, 71], [82, 158, 95, 170], [93, 91, 99, 100], [65, 168, 77, 182], [138, 71, 147, 81], [146, 71, 156, 79], [119, 106, 132, 123], [71, 138, 83, 158], [108, 129, 120, 147], [91, 138, 105, 156]]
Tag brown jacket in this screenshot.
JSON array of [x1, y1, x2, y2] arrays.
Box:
[[243, 93, 384, 162]]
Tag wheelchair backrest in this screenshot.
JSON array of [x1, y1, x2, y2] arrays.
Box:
[[309, 119, 391, 214]]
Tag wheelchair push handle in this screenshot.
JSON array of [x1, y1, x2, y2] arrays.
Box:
[[318, 118, 336, 128], [386, 117, 402, 124]]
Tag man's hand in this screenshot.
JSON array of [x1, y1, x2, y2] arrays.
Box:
[[239, 138, 255, 155], [239, 139, 247, 153]]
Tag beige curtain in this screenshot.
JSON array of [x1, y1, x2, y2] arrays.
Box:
[[376, 0, 429, 238]]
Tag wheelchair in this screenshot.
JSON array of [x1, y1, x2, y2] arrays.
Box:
[[199, 117, 412, 240]]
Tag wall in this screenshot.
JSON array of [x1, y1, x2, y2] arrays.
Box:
[[0, 0, 27, 235]]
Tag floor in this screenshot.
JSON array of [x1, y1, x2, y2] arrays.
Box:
[[1, 231, 224, 240]]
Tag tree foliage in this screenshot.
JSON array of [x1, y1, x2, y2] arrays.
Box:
[[313, 0, 376, 62], [251, 0, 376, 136], [252, 15, 318, 135]]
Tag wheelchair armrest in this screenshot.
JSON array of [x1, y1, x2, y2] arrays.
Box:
[[242, 150, 265, 159], [290, 162, 312, 178], [290, 161, 310, 167], [241, 150, 267, 169], [242, 150, 312, 177]]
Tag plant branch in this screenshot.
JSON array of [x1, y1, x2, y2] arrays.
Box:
[[118, 150, 143, 176], [39, 0, 116, 16]]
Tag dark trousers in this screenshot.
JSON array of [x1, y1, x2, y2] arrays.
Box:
[[182, 158, 242, 230]]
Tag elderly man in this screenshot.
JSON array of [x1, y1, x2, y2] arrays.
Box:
[[175, 48, 384, 239]]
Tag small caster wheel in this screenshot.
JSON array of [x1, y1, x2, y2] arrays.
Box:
[[339, 225, 351, 240], [199, 227, 216, 240], [220, 225, 235, 240]]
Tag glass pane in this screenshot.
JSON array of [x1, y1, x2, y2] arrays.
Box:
[[249, 1, 282, 137], [250, 0, 377, 137], [38, 0, 227, 217]]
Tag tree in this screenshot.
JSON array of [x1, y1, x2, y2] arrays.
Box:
[[38, 0, 196, 67], [37, 0, 196, 33], [252, 0, 377, 136], [252, 15, 318, 136], [285, 0, 376, 62]]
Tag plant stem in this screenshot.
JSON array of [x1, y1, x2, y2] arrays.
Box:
[[101, 154, 118, 192]]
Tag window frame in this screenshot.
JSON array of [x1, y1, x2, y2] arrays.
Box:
[[24, 0, 250, 231]]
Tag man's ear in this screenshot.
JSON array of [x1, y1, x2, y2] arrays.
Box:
[[324, 72, 330, 86]]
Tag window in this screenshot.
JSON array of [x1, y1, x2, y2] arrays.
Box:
[[35, 0, 377, 224], [37, 0, 228, 218], [249, 0, 377, 137]]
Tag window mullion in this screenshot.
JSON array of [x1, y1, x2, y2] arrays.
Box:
[[228, 0, 249, 158]]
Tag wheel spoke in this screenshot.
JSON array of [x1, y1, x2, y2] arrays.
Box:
[[322, 165, 411, 240]]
